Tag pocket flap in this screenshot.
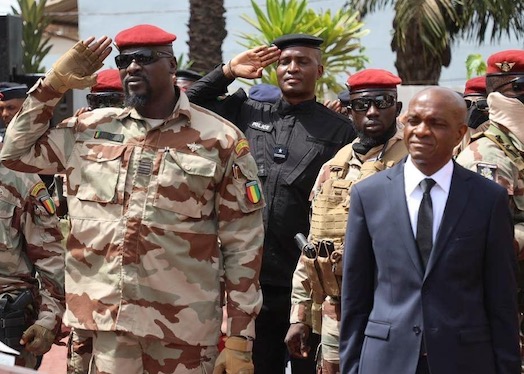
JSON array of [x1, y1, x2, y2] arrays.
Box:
[[82, 145, 126, 162], [364, 320, 391, 340], [168, 150, 216, 177], [459, 326, 491, 343]]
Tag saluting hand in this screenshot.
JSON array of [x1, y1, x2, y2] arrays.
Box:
[[225, 45, 281, 80]]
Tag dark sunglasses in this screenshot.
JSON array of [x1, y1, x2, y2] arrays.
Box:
[[493, 76, 524, 92], [464, 98, 488, 111], [348, 94, 396, 112], [115, 50, 173, 69], [87, 92, 125, 109]]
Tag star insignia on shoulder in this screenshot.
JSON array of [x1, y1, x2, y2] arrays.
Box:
[[187, 143, 201, 152], [495, 61, 516, 73]]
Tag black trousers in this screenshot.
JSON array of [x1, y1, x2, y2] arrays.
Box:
[[253, 285, 320, 374]]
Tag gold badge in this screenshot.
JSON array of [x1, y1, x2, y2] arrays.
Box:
[[495, 61, 516, 73]]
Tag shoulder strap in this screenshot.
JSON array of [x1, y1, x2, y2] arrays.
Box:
[[328, 144, 354, 179], [482, 124, 524, 174]]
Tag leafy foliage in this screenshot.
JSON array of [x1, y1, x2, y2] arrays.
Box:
[[11, 0, 52, 73], [240, 0, 369, 99], [465, 54, 487, 79], [345, 0, 523, 84]]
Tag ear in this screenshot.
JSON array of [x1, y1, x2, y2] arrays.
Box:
[[396, 102, 403, 116], [169, 57, 178, 75], [317, 64, 324, 79]]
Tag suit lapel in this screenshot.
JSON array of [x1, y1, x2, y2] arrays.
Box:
[[386, 161, 425, 278], [424, 163, 472, 279]]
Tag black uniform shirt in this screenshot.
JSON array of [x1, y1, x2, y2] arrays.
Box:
[[187, 66, 356, 287]]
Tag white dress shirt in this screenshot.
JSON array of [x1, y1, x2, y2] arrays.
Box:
[[404, 156, 453, 243]]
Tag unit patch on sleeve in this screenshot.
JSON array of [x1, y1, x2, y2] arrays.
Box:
[[235, 139, 250, 156], [476, 162, 498, 181], [245, 180, 262, 204], [30, 182, 56, 215]]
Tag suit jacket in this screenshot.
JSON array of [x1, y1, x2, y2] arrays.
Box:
[[339, 160, 520, 374]]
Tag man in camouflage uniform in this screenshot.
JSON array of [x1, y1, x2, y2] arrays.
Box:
[[65, 68, 124, 374], [0, 24, 264, 374], [284, 69, 407, 373], [0, 163, 64, 369], [456, 49, 524, 370]]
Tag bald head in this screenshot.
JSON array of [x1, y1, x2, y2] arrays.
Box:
[[404, 87, 468, 175]]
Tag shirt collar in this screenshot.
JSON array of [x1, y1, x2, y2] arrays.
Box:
[[115, 90, 192, 127], [404, 156, 454, 196]]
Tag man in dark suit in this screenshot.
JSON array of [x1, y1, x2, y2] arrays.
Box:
[[339, 86, 520, 374]]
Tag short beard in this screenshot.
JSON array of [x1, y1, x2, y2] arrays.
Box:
[[124, 92, 148, 108], [357, 123, 396, 149]]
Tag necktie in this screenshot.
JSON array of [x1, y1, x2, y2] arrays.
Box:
[[416, 178, 436, 269]]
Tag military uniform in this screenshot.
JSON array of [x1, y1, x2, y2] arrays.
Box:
[[0, 79, 264, 372], [0, 164, 64, 368], [290, 126, 407, 373]]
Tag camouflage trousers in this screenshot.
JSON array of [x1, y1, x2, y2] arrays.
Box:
[[71, 329, 218, 374], [67, 328, 93, 374], [318, 298, 340, 374]]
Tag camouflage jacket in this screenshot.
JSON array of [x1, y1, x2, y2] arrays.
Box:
[[0, 80, 265, 345], [457, 122, 524, 254], [290, 127, 406, 330], [0, 164, 64, 333]]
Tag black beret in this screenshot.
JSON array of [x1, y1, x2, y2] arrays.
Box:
[[249, 83, 281, 104], [271, 34, 323, 50], [0, 84, 27, 101], [176, 69, 203, 82], [337, 90, 350, 106]]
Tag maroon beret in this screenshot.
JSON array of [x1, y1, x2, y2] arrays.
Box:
[[91, 69, 122, 93], [114, 24, 177, 50], [486, 50, 524, 75], [463, 76, 486, 96], [347, 69, 402, 93]]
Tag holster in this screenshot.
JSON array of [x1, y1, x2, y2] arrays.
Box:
[[316, 241, 342, 298], [0, 290, 35, 350], [301, 254, 326, 305]]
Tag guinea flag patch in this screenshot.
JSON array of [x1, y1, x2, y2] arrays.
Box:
[[245, 180, 261, 204]]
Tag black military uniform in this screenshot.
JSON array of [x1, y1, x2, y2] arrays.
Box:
[[187, 34, 356, 374]]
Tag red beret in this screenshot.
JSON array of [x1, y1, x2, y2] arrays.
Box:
[[463, 76, 486, 96], [91, 69, 122, 93], [114, 24, 176, 50], [347, 69, 402, 93], [486, 49, 524, 75]]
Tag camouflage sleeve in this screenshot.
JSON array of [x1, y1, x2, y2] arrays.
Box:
[[456, 139, 524, 252], [0, 79, 75, 174], [217, 138, 265, 339], [290, 257, 313, 327], [23, 180, 65, 333]]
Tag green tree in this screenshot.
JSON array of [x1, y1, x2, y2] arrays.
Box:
[[465, 53, 487, 79], [344, 0, 523, 85], [240, 0, 369, 99], [11, 0, 52, 73], [188, 0, 227, 74]]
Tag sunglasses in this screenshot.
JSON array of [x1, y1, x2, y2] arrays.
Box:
[[115, 50, 173, 69], [348, 94, 396, 112], [464, 98, 488, 112], [493, 76, 524, 92], [87, 92, 125, 109]]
